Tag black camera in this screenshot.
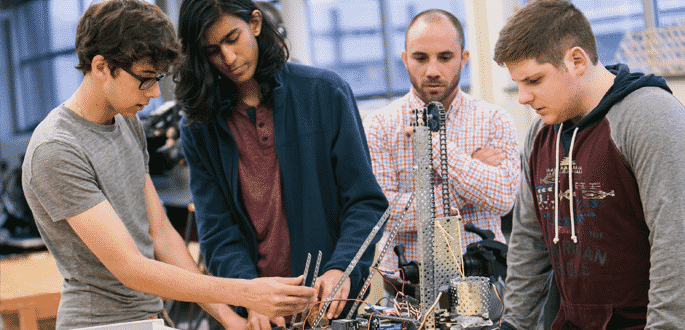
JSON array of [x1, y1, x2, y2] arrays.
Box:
[[393, 223, 508, 295], [461, 222, 507, 280]]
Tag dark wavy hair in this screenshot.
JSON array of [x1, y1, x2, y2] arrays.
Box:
[[75, 0, 181, 76], [175, 0, 289, 124]]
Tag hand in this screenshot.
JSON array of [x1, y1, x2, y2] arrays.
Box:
[[314, 269, 350, 320], [403, 117, 429, 138], [217, 307, 250, 330], [165, 127, 178, 146], [404, 126, 414, 138], [471, 146, 505, 166], [223, 316, 249, 330], [243, 275, 317, 319], [246, 309, 285, 330], [200, 303, 247, 330]]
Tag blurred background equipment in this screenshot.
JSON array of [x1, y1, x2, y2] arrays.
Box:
[[0, 155, 45, 253], [141, 100, 186, 176], [615, 19, 685, 76]]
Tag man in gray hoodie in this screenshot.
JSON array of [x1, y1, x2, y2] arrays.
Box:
[[493, 0, 685, 329]]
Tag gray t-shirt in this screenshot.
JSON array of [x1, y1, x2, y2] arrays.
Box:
[[22, 105, 162, 329]]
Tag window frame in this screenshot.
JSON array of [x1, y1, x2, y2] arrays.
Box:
[[304, 0, 472, 104], [4, 0, 172, 134], [1, 10, 23, 136], [8, 0, 71, 134]]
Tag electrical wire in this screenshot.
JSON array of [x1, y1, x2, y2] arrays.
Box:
[[417, 292, 442, 330]]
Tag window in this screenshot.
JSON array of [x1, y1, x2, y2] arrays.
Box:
[[0, 16, 17, 138], [518, 0, 683, 70], [571, 0, 645, 66], [6, 0, 162, 133], [306, 0, 470, 110], [655, 0, 685, 27]]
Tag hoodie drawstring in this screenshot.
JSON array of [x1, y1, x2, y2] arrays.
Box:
[[553, 124, 580, 244], [568, 127, 579, 243], [553, 123, 563, 244]]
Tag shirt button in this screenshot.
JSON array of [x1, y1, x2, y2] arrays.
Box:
[[262, 137, 268, 142], [258, 122, 265, 128]]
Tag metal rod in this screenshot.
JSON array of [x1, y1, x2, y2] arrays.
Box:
[[312, 170, 417, 327], [346, 192, 416, 318], [289, 253, 312, 330]]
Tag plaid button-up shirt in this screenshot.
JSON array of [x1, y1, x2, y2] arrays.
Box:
[[363, 88, 520, 279]]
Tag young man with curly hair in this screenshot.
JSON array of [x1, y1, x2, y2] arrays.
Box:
[[22, 1, 315, 328]]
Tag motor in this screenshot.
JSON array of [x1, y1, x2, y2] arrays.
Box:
[[392, 223, 508, 325], [394, 223, 507, 285], [391, 222, 508, 303], [461, 222, 508, 280]]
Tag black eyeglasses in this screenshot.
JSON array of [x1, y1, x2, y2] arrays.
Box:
[[120, 66, 166, 90]]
